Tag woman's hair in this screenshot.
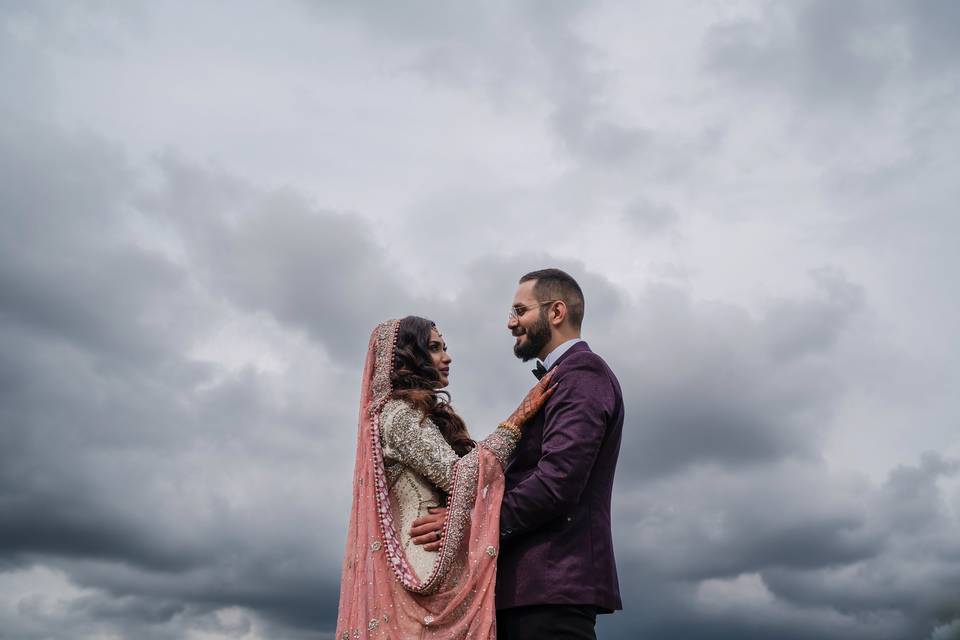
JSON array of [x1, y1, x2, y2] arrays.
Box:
[[391, 316, 475, 457]]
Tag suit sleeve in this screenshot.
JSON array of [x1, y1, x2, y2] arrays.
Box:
[[499, 357, 614, 539]]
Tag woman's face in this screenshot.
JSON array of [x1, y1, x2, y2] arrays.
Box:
[[427, 327, 451, 387]]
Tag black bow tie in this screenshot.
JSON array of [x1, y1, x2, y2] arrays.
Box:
[[532, 361, 548, 380]]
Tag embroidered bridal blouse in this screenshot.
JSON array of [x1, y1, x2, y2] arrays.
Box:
[[379, 398, 519, 580]]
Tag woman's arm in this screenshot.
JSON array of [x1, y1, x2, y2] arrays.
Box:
[[382, 403, 460, 492], [383, 402, 522, 491]]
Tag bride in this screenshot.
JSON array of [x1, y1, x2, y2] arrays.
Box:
[[336, 316, 554, 639]]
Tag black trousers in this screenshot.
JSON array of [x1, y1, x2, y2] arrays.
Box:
[[496, 604, 597, 640]]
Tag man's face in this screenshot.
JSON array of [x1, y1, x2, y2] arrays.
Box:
[[508, 280, 552, 362]]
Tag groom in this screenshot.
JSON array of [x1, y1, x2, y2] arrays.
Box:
[[410, 268, 623, 638], [495, 268, 623, 639]]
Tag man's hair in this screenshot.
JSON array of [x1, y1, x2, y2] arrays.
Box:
[[519, 268, 585, 330]]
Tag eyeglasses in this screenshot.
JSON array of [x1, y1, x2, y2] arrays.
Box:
[[508, 300, 559, 321]]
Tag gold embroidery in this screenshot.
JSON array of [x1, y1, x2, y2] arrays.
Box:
[[381, 400, 458, 492], [484, 427, 520, 468]]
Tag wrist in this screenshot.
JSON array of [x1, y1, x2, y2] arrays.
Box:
[[498, 421, 522, 439]]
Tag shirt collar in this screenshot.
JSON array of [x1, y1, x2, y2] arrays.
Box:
[[541, 338, 583, 370]]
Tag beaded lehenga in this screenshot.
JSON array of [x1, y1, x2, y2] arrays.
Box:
[[335, 319, 520, 639]]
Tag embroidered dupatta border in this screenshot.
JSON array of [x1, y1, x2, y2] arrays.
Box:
[[367, 319, 477, 595]]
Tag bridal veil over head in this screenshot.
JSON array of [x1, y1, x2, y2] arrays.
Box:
[[335, 319, 506, 639]]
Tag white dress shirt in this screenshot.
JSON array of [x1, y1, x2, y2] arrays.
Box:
[[540, 337, 583, 371]]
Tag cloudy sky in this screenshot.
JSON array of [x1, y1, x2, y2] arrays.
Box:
[[2, 1, 959, 638]]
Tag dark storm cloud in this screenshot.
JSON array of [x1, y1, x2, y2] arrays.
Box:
[[605, 452, 960, 640], [3, 2, 960, 639], [0, 114, 874, 637], [576, 265, 959, 640], [597, 270, 863, 480], [758, 454, 960, 637], [141, 154, 415, 362], [56, 551, 343, 632], [617, 463, 878, 577], [0, 118, 195, 372], [0, 116, 396, 635], [2, 128, 944, 639]]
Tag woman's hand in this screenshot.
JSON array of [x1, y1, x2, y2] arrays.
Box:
[[504, 369, 557, 428]]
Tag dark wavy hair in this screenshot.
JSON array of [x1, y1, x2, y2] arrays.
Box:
[[390, 316, 475, 457]]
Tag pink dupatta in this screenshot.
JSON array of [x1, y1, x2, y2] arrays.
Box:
[[335, 320, 507, 639]]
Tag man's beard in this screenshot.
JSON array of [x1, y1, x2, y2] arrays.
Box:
[[513, 312, 551, 362]]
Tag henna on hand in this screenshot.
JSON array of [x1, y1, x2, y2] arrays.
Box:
[[505, 369, 558, 427]]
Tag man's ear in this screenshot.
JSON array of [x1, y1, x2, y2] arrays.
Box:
[[549, 300, 567, 327]]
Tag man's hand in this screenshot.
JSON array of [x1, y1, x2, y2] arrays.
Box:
[[409, 507, 447, 551]]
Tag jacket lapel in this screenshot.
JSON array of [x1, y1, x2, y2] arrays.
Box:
[[549, 341, 591, 371]]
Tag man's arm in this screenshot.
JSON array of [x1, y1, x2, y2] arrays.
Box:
[[499, 356, 613, 539]]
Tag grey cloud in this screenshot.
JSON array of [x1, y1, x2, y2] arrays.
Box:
[[622, 197, 681, 234], [608, 452, 960, 639], [141, 154, 416, 362], [0, 116, 390, 635], [901, 0, 960, 72], [4, 567, 320, 640], [552, 108, 653, 166], [0, 119, 194, 368], [427, 259, 931, 640], [617, 463, 880, 581], [703, 0, 960, 107], [604, 271, 861, 480], [58, 554, 341, 633], [757, 454, 960, 638], [3, 2, 960, 638], [529, 11, 654, 167], [761, 267, 865, 361], [389, 258, 915, 640], [879, 452, 960, 533], [705, 1, 891, 105], [2, 124, 957, 638], [0, 338, 342, 633], [308, 0, 654, 167]]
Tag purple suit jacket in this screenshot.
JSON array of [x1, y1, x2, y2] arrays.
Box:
[[496, 341, 624, 612]]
